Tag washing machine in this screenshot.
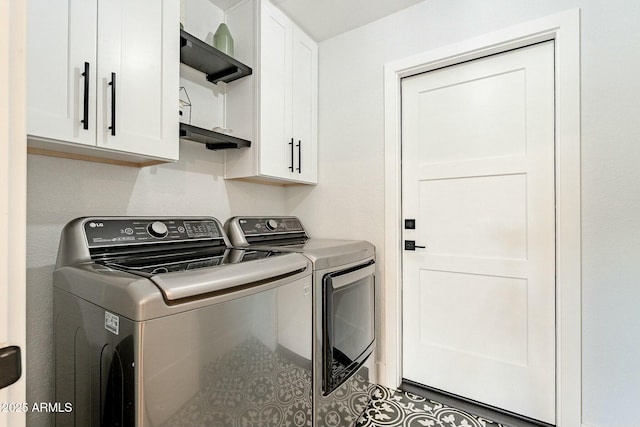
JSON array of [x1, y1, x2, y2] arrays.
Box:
[[53, 216, 314, 427], [225, 216, 376, 427]]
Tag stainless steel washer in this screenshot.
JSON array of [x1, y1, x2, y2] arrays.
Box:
[[53, 216, 313, 427], [225, 216, 376, 427]]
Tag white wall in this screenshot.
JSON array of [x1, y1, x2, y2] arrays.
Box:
[[26, 142, 285, 426], [286, 1, 640, 426]]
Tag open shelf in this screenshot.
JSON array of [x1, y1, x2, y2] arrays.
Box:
[[180, 30, 253, 84], [179, 123, 251, 150]]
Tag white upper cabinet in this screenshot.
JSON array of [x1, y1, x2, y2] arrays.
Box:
[[225, 0, 318, 184], [290, 26, 318, 182], [27, 0, 97, 148], [258, 1, 293, 179], [27, 0, 179, 165]]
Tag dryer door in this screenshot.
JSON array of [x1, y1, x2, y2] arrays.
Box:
[[322, 260, 375, 395]]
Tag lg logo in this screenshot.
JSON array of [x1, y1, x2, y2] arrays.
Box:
[[89, 222, 104, 228]]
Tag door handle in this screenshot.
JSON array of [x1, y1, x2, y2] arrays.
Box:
[[108, 72, 116, 136], [404, 240, 426, 251], [81, 62, 90, 130], [288, 138, 294, 172], [0, 346, 22, 390], [296, 140, 301, 173]]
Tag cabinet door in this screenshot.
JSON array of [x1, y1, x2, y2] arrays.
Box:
[[291, 26, 318, 184], [27, 0, 97, 146], [96, 0, 179, 160], [259, 0, 293, 179]]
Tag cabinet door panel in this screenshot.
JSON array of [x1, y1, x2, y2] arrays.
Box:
[[27, 0, 97, 146], [225, 0, 318, 184], [291, 26, 318, 183], [259, 0, 292, 179], [97, 0, 179, 160]]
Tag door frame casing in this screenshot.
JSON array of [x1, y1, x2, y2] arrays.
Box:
[[383, 9, 581, 427], [0, 0, 27, 425]]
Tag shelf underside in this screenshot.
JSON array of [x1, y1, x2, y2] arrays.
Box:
[[179, 123, 251, 150]]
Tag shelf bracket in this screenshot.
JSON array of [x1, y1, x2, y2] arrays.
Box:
[[207, 67, 241, 84]]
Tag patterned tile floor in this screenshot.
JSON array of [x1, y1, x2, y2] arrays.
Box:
[[158, 337, 370, 427], [355, 385, 510, 427], [160, 337, 314, 427], [157, 335, 509, 427]]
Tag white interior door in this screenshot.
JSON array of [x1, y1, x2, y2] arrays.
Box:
[[401, 42, 556, 424]]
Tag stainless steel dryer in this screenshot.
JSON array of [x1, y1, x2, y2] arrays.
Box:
[[225, 216, 376, 427], [53, 216, 313, 427]]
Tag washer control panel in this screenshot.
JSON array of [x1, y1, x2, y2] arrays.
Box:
[[84, 218, 223, 247], [237, 217, 305, 236]]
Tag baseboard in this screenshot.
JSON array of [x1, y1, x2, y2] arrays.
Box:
[[402, 380, 552, 427], [375, 361, 386, 387]]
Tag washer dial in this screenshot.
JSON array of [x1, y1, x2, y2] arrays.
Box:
[[147, 221, 169, 238], [265, 219, 278, 231]]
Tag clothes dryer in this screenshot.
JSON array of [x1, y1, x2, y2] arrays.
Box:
[[226, 216, 376, 427]]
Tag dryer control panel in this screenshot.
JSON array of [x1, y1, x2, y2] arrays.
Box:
[[225, 216, 309, 246], [236, 217, 305, 236]]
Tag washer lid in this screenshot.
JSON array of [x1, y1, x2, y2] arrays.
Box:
[[247, 239, 375, 270], [286, 239, 375, 270], [147, 251, 309, 302]]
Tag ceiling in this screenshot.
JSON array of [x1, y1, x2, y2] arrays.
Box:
[[270, 0, 424, 41], [211, 0, 425, 41]]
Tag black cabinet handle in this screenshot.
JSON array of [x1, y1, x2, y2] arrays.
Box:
[[81, 62, 89, 130], [108, 72, 116, 136], [296, 140, 301, 173], [288, 138, 294, 172]]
